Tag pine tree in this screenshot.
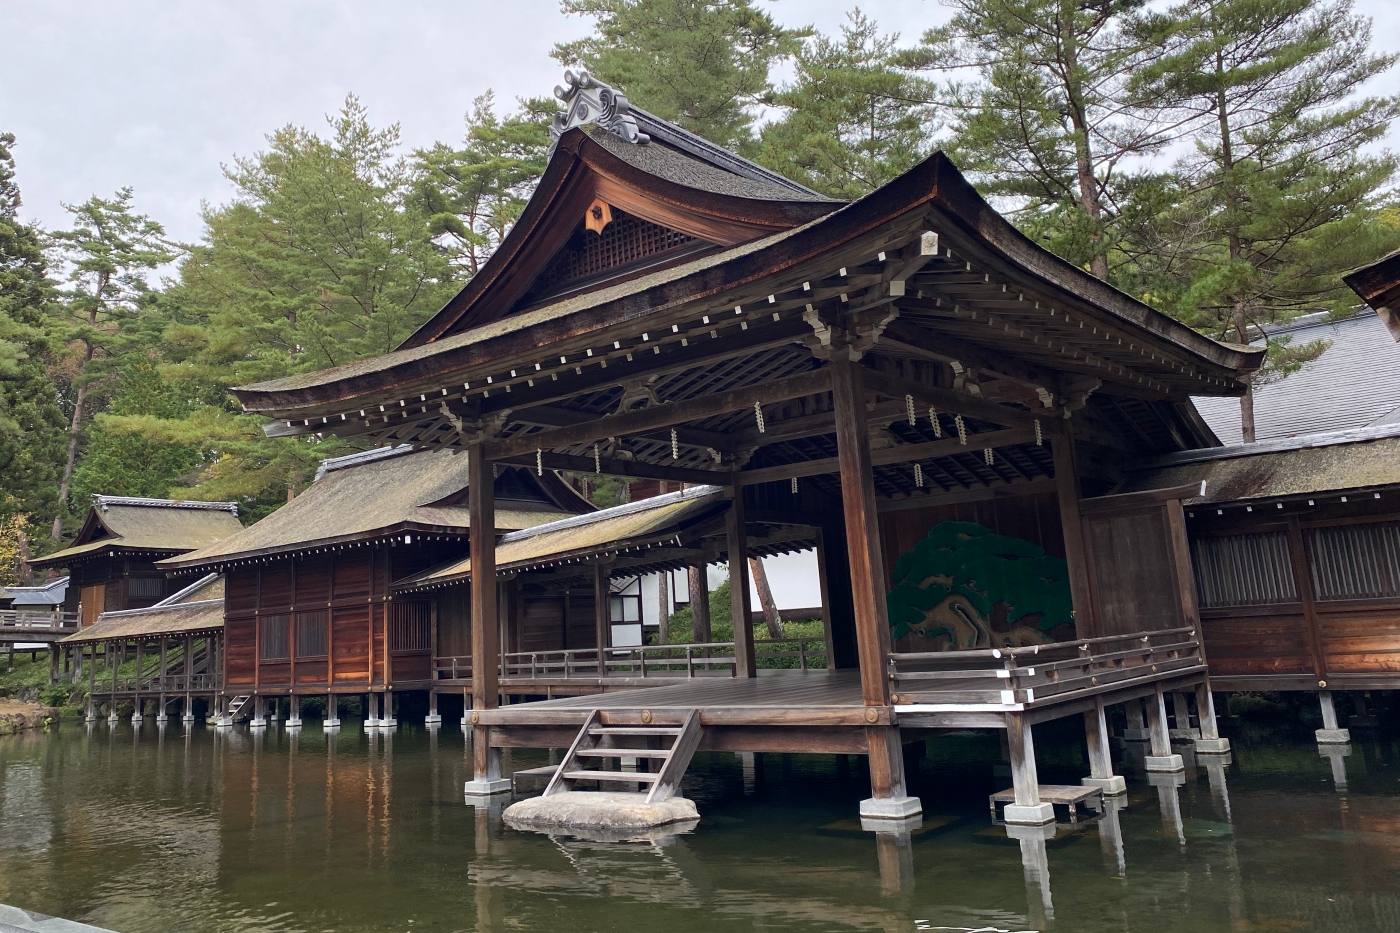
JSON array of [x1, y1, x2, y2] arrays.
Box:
[[45, 189, 175, 542], [553, 0, 807, 151], [114, 97, 451, 517], [1133, 0, 1400, 440], [413, 93, 555, 278], [757, 10, 936, 199], [0, 132, 64, 575], [901, 0, 1179, 281]]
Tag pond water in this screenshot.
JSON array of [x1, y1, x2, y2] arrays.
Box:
[[0, 715, 1397, 933]]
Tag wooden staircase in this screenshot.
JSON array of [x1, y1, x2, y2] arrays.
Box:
[[226, 695, 253, 723], [542, 710, 703, 804]]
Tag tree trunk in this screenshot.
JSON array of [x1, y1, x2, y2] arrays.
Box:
[[656, 571, 670, 644], [1061, 28, 1109, 280], [749, 556, 784, 639], [688, 564, 711, 643], [15, 529, 35, 586], [51, 345, 93, 543]]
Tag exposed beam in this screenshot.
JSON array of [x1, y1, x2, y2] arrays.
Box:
[[862, 367, 1039, 429], [879, 321, 1061, 394], [876, 475, 1056, 512], [485, 367, 831, 460], [736, 427, 1037, 486], [510, 403, 734, 452], [496, 450, 726, 485]]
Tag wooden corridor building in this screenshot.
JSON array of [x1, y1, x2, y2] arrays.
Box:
[[217, 70, 1265, 824]]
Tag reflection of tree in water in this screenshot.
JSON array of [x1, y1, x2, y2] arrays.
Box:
[[886, 521, 1074, 650]]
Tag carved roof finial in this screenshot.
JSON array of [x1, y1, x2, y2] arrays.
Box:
[[552, 68, 650, 146]]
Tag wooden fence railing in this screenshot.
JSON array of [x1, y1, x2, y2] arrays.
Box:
[[433, 636, 829, 681], [887, 627, 1205, 707], [0, 609, 80, 632]]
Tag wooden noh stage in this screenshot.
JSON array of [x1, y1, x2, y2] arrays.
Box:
[[226, 71, 1266, 823]]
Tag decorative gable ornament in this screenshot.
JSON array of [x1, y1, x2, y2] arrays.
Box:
[[551, 68, 650, 147]]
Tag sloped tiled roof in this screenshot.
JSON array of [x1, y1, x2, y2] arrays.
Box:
[[64, 574, 226, 644], [160, 448, 581, 570], [1193, 310, 1400, 445], [29, 498, 243, 569], [0, 577, 68, 607]]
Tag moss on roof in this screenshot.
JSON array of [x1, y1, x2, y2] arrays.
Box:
[[30, 499, 243, 568], [161, 448, 576, 569]]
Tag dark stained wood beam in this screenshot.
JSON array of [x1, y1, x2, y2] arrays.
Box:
[[862, 366, 1039, 429], [1051, 424, 1097, 639], [486, 367, 831, 460], [877, 475, 1057, 512], [496, 450, 726, 485], [468, 443, 503, 784], [510, 404, 734, 452], [735, 427, 1037, 487], [879, 319, 1063, 393]]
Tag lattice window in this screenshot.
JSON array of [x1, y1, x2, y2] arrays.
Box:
[[295, 611, 329, 659], [1308, 522, 1400, 600], [527, 211, 699, 301], [127, 577, 165, 601], [259, 614, 290, 661], [1192, 532, 1298, 608], [390, 601, 432, 653]]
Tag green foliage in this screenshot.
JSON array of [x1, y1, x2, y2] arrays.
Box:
[[886, 521, 1072, 641], [554, 0, 807, 150], [758, 10, 936, 198], [413, 93, 555, 277]]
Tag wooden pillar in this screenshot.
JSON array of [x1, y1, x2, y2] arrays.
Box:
[[1193, 681, 1230, 753], [688, 563, 710, 643], [1082, 698, 1126, 795], [1050, 422, 1096, 638], [1144, 686, 1184, 771], [593, 565, 610, 673], [1316, 691, 1350, 744], [1003, 712, 1053, 824], [818, 520, 859, 669], [726, 491, 756, 678], [132, 640, 144, 721], [466, 445, 506, 792], [48, 645, 59, 683]]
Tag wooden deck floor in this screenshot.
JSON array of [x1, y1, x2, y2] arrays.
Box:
[[503, 669, 864, 711]]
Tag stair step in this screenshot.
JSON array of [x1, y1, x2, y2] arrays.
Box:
[[588, 726, 682, 737], [564, 770, 659, 784], [575, 748, 672, 759]]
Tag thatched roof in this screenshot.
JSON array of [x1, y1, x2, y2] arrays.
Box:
[[1124, 423, 1400, 505], [64, 575, 225, 644], [161, 447, 586, 571], [29, 497, 243, 569], [395, 485, 728, 591]]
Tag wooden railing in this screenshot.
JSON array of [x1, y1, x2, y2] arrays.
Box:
[[0, 609, 80, 632], [887, 627, 1205, 707], [433, 636, 830, 681]]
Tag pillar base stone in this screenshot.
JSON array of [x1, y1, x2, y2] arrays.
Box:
[[464, 777, 513, 796], [1002, 802, 1056, 825], [323, 718, 341, 729], [378, 717, 398, 729], [1194, 737, 1231, 754], [286, 717, 302, 727], [130, 714, 143, 724], [424, 713, 442, 724], [1145, 754, 1185, 772], [182, 713, 195, 723], [1082, 775, 1127, 796], [155, 713, 168, 724], [1316, 728, 1351, 744], [364, 718, 380, 729], [858, 795, 923, 820], [249, 718, 267, 729]]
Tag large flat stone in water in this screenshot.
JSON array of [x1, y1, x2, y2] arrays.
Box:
[[504, 791, 699, 837]]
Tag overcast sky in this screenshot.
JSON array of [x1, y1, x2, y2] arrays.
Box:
[[5, 0, 1398, 246]]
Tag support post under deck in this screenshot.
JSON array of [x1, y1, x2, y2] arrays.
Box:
[[324, 693, 341, 729], [1316, 691, 1350, 744], [465, 443, 509, 796], [1082, 698, 1127, 795], [1193, 681, 1230, 753], [1144, 686, 1184, 772], [1004, 712, 1054, 824]]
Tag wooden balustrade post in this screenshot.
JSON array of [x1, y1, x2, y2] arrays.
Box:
[[1144, 686, 1185, 772]]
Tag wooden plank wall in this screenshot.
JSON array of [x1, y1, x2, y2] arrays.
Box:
[[1190, 502, 1400, 685], [1080, 505, 1183, 636]]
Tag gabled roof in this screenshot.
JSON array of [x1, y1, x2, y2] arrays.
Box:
[[29, 497, 243, 569], [64, 574, 226, 644], [1343, 248, 1400, 341], [395, 484, 728, 591], [1193, 310, 1400, 445], [160, 447, 590, 571]]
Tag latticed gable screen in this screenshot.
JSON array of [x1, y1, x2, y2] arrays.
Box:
[[525, 211, 700, 303], [1307, 522, 1400, 600], [1191, 532, 1298, 607]]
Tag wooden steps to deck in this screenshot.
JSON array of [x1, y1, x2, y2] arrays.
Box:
[[542, 708, 703, 804]]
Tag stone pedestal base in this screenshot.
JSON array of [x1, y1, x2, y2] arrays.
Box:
[[182, 713, 195, 723], [1145, 754, 1185, 772], [378, 717, 398, 729], [1194, 737, 1231, 754], [464, 777, 513, 796], [286, 717, 302, 727], [323, 718, 341, 729], [1002, 802, 1056, 825], [364, 718, 380, 729], [249, 717, 267, 729], [1316, 727, 1351, 744], [424, 713, 442, 724], [858, 795, 923, 820], [1082, 775, 1128, 796], [155, 713, 168, 724], [130, 714, 143, 724]]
